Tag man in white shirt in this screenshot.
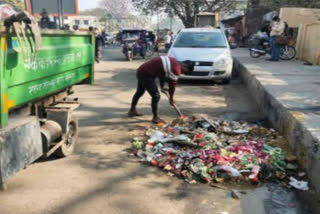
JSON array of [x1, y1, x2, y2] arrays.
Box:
[[269, 16, 285, 61], [164, 32, 172, 50]]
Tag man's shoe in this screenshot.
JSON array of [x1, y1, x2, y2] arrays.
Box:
[[128, 110, 143, 117], [152, 117, 166, 124]]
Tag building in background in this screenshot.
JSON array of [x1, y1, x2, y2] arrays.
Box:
[[24, 0, 79, 29], [64, 16, 100, 30]]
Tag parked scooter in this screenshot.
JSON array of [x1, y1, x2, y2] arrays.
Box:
[[249, 34, 296, 60]]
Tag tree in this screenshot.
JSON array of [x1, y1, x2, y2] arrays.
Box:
[[132, 0, 238, 28], [0, 0, 24, 11], [99, 0, 131, 21]]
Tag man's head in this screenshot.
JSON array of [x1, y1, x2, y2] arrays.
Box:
[[180, 60, 194, 74], [272, 16, 280, 22]]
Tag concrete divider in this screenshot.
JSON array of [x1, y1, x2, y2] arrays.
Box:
[[233, 50, 320, 196]]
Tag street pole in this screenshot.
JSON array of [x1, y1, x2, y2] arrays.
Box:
[[170, 15, 173, 32], [157, 11, 160, 37], [57, 0, 61, 29], [24, 0, 27, 10], [60, 0, 65, 28]]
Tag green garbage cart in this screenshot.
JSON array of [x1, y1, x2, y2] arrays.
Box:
[[0, 23, 95, 189]]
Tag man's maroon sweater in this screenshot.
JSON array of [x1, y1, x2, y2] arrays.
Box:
[[137, 56, 181, 96]]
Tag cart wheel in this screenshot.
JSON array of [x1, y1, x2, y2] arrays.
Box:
[[55, 114, 78, 157]]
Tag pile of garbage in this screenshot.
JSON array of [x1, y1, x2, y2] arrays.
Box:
[[131, 115, 307, 189]]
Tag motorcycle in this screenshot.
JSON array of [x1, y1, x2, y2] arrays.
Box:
[[122, 39, 146, 61], [249, 35, 296, 60]]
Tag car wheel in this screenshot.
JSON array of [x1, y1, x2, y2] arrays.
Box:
[[222, 78, 231, 84]]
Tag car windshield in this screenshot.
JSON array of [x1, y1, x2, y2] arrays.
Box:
[[122, 31, 140, 40], [173, 32, 227, 48]]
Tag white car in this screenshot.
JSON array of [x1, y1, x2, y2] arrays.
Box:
[[168, 28, 233, 83]]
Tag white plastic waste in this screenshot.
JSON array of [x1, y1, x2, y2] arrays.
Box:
[[161, 135, 191, 143], [233, 129, 249, 134], [136, 149, 155, 162], [289, 177, 309, 191], [148, 131, 165, 143], [213, 165, 242, 177], [149, 130, 191, 144]]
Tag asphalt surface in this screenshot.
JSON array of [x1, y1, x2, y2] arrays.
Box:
[[0, 46, 302, 214]]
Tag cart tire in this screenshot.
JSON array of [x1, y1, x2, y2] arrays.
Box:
[[55, 114, 78, 157]]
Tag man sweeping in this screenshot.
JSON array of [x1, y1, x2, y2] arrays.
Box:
[[128, 56, 194, 124]]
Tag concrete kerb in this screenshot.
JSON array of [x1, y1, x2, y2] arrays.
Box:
[[234, 58, 320, 196]]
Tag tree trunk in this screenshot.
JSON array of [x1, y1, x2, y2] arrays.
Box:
[[182, 15, 195, 28]]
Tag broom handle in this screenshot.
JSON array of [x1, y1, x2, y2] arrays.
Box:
[[164, 92, 183, 117]]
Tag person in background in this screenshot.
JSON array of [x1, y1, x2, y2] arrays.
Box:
[[91, 28, 105, 63], [149, 31, 156, 45], [164, 31, 172, 50], [101, 30, 106, 46], [233, 21, 243, 46], [40, 8, 50, 28], [261, 21, 271, 37], [128, 56, 194, 124], [170, 32, 175, 42], [269, 16, 285, 61], [227, 27, 235, 44]]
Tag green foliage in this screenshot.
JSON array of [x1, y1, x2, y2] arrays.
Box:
[[132, 0, 239, 27], [0, 0, 25, 11]]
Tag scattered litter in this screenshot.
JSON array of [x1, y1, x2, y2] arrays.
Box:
[[289, 177, 309, 191], [130, 115, 305, 187], [131, 140, 143, 150], [213, 165, 242, 178]]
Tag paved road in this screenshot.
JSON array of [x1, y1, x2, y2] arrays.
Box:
[[0, 46, 282, 214]]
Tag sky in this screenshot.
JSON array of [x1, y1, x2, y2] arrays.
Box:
[[79, 0, 100, 11]]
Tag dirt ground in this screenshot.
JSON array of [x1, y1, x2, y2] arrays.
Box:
[[0, 46, 278, 214]]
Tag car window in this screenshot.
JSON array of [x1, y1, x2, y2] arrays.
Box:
[[173, 32, 227, 48], [122, 31, 140, 40]]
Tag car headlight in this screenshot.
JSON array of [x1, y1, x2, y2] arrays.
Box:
[[215, 57, 231, 68]]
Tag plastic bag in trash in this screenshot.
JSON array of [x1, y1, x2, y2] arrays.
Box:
[[131, 140, 143, 149], [233, 129, 249, 134], [289, 177, 309, 191], [160, 135, 191, 144], [213, 165, 242, 177], [148, 131, 165, 143], [136, 149, 155, 162]]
